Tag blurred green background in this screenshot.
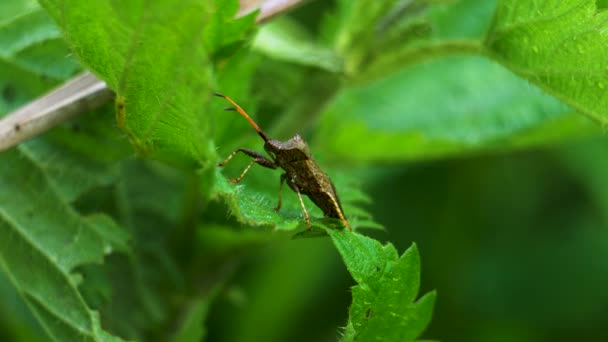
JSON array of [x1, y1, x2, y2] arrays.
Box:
[[372, 139, 608, 342], [2, 0, 608, 341]]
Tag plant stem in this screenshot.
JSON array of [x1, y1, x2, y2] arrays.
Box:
[[355, 39, 485, 83]]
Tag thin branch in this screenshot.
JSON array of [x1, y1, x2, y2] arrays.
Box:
[[0, 0, 307, 152], [0, 73, 112, 151]]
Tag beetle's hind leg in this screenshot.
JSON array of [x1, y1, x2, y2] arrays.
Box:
[[218, 148, 276, 183], [290, 181, 311, 230]]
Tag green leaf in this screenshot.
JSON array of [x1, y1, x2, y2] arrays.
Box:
[[0, 4, 134, 338], [20, 138, 119, 202], [211, 164, 380, 231], [314, 55, 600, 162], [253, 17, 342, 72], [352, 0, 492, 82], [0, 3, 79, 80], [0, 147, 128, 341], [0, 1, 79, 115], [0, 270, 47, 341], [486, 0, 608, 124], [76, 159, 201, 340], [331, 0, 437, 75], [426, 0, 497, 40], [38, 0, 255, 166], [0, 55, 56, 115], [0, 0, 38, 21], [325, 229, 435, 341], [203, 0, 257, 57]]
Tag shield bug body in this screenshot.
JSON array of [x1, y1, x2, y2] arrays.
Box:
[[215, 93, 351, 231]]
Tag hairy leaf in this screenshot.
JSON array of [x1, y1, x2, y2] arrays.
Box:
[[486, 0, 608, 124], [0, 147, 128, 341], [0, 2, 131, 339], [38, 0, 255, 166], [211, 164, 380, 231], [21, 138, 119, 202], [326, 229, 435, 341]]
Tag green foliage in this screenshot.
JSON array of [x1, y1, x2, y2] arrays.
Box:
[[253, 18, 342, 72], [486, 1, 608, 124], [0, 3, 128, 340], [315, 56, 597, 162], [37, 0, 256, 166], [326, 229, 435, 341], [1, 0, 608, 341], [0, 0, 79, 114], [332, 0, 438, 76], [0, 147, 128, 341]]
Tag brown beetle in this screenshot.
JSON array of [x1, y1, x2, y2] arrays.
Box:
[[216, 93, 351, 230]]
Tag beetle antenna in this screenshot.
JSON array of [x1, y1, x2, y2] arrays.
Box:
[[214, 93, 269, 142]]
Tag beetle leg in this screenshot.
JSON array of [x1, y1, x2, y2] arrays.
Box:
[[274, 173, 287, 211], [218, 148, 275, 167], [326, 194, 351, 230], [218, 148, 276, 183], [291, 181, 311, 230], [229, 160, 254, 184]]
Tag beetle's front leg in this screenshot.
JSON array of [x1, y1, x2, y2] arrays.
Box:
[[218, 148, 276, 183]]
